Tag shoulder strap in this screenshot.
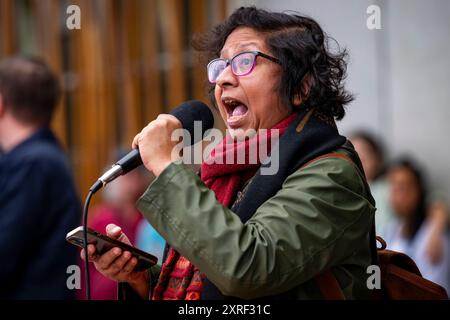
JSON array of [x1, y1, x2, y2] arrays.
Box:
[[301, 148, 377, 299], [300, 147, 378, 265]]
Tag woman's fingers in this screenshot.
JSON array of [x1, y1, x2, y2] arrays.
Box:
[[106, 223, 132, 244], [107, 251, 133, 276], [79, 224, 138, 281], [95, 247, 122, 271], [81, 246, 136, 281], [132, 133, 140, 149], [121, 256, 138, 274], [80, 244, 99, 262], [106, 224, 122, 239]]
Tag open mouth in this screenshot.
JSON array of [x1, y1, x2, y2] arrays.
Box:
[[222, 97, 248, 127]]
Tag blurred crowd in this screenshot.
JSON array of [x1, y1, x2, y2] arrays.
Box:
[[351, 132, 450, 292]]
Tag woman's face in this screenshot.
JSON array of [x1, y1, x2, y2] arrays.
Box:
[[214, 27, 292, 136], [389, 167, 421, 218]]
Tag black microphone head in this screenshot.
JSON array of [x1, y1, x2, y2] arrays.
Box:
[[170, 100, 214, 145]]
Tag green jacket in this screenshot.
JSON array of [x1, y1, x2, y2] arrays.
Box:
[[136, 148, 376, 299]]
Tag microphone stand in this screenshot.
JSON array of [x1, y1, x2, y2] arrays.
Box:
[[82, 190, 94, 300], [82, 178, 112, 300], [81, 150, 139, 300]]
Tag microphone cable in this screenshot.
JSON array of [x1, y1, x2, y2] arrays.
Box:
[[82, 181, 102, 300]]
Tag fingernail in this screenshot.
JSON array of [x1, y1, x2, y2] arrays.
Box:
[[112, 226, 121, 234], [114, 248, 121, 255]]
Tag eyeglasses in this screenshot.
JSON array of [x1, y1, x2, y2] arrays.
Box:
[[207, 51, 281, 84]]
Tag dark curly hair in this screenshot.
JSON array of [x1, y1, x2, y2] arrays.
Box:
[[192, 6, 353, 120]]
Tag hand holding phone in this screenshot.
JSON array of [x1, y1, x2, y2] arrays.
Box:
[[66, 225, 158, 272]]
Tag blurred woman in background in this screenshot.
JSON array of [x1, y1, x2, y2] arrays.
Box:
[[352, 132, 449, 266], [384, 158, 450, 292]]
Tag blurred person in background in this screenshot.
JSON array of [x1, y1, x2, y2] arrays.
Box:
[[351, 132, 449, 266], [384, 158, 450, 292], [0, 56, 80, 299]]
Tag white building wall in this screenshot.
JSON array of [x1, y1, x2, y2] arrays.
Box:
[[228, 0, 450, 202]]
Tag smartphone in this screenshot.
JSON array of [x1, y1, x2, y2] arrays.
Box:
[[66, 226, 158, 272]]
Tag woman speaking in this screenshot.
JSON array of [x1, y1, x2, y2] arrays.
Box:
[[82, 7, 376, 300]]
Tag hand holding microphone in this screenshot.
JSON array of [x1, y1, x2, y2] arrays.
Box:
[[132, 113, 182, 176]]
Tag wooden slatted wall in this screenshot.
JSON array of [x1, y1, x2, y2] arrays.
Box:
[[0, 0, 227, 209]]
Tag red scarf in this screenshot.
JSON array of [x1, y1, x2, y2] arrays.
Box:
[[151, 113, 297, 300]]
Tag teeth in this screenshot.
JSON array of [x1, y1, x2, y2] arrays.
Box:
[[223, 99, 241, 107]]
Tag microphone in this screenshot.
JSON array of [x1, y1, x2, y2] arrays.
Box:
[[90, 100, 214, 193]]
